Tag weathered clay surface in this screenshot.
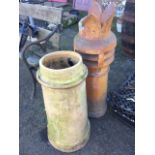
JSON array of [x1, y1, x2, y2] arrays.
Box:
[[37, 51, 90, 152], [74, 1, 117, 118]]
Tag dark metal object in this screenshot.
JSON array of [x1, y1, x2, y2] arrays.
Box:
[[107, 72, 135, 126], [19, 0, 64, 101], [19, 17, 39, 51], [19, 18, 60, 99], [121, 0, 135, 58]]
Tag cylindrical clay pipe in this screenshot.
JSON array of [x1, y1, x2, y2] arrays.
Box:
[[37, 51, 90, 152]]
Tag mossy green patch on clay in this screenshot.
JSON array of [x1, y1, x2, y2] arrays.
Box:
[[47, 115, 73, 147]]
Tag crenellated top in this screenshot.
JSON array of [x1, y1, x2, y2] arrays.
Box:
[[79, 0, 116, 40]]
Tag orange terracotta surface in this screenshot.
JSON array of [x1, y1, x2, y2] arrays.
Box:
[[86, 71, 108, 117], [74, 2, 117, 118]]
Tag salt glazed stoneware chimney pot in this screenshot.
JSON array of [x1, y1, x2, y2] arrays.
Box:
[[74, 1, 117, 118], [37, 51, 90, 152]]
